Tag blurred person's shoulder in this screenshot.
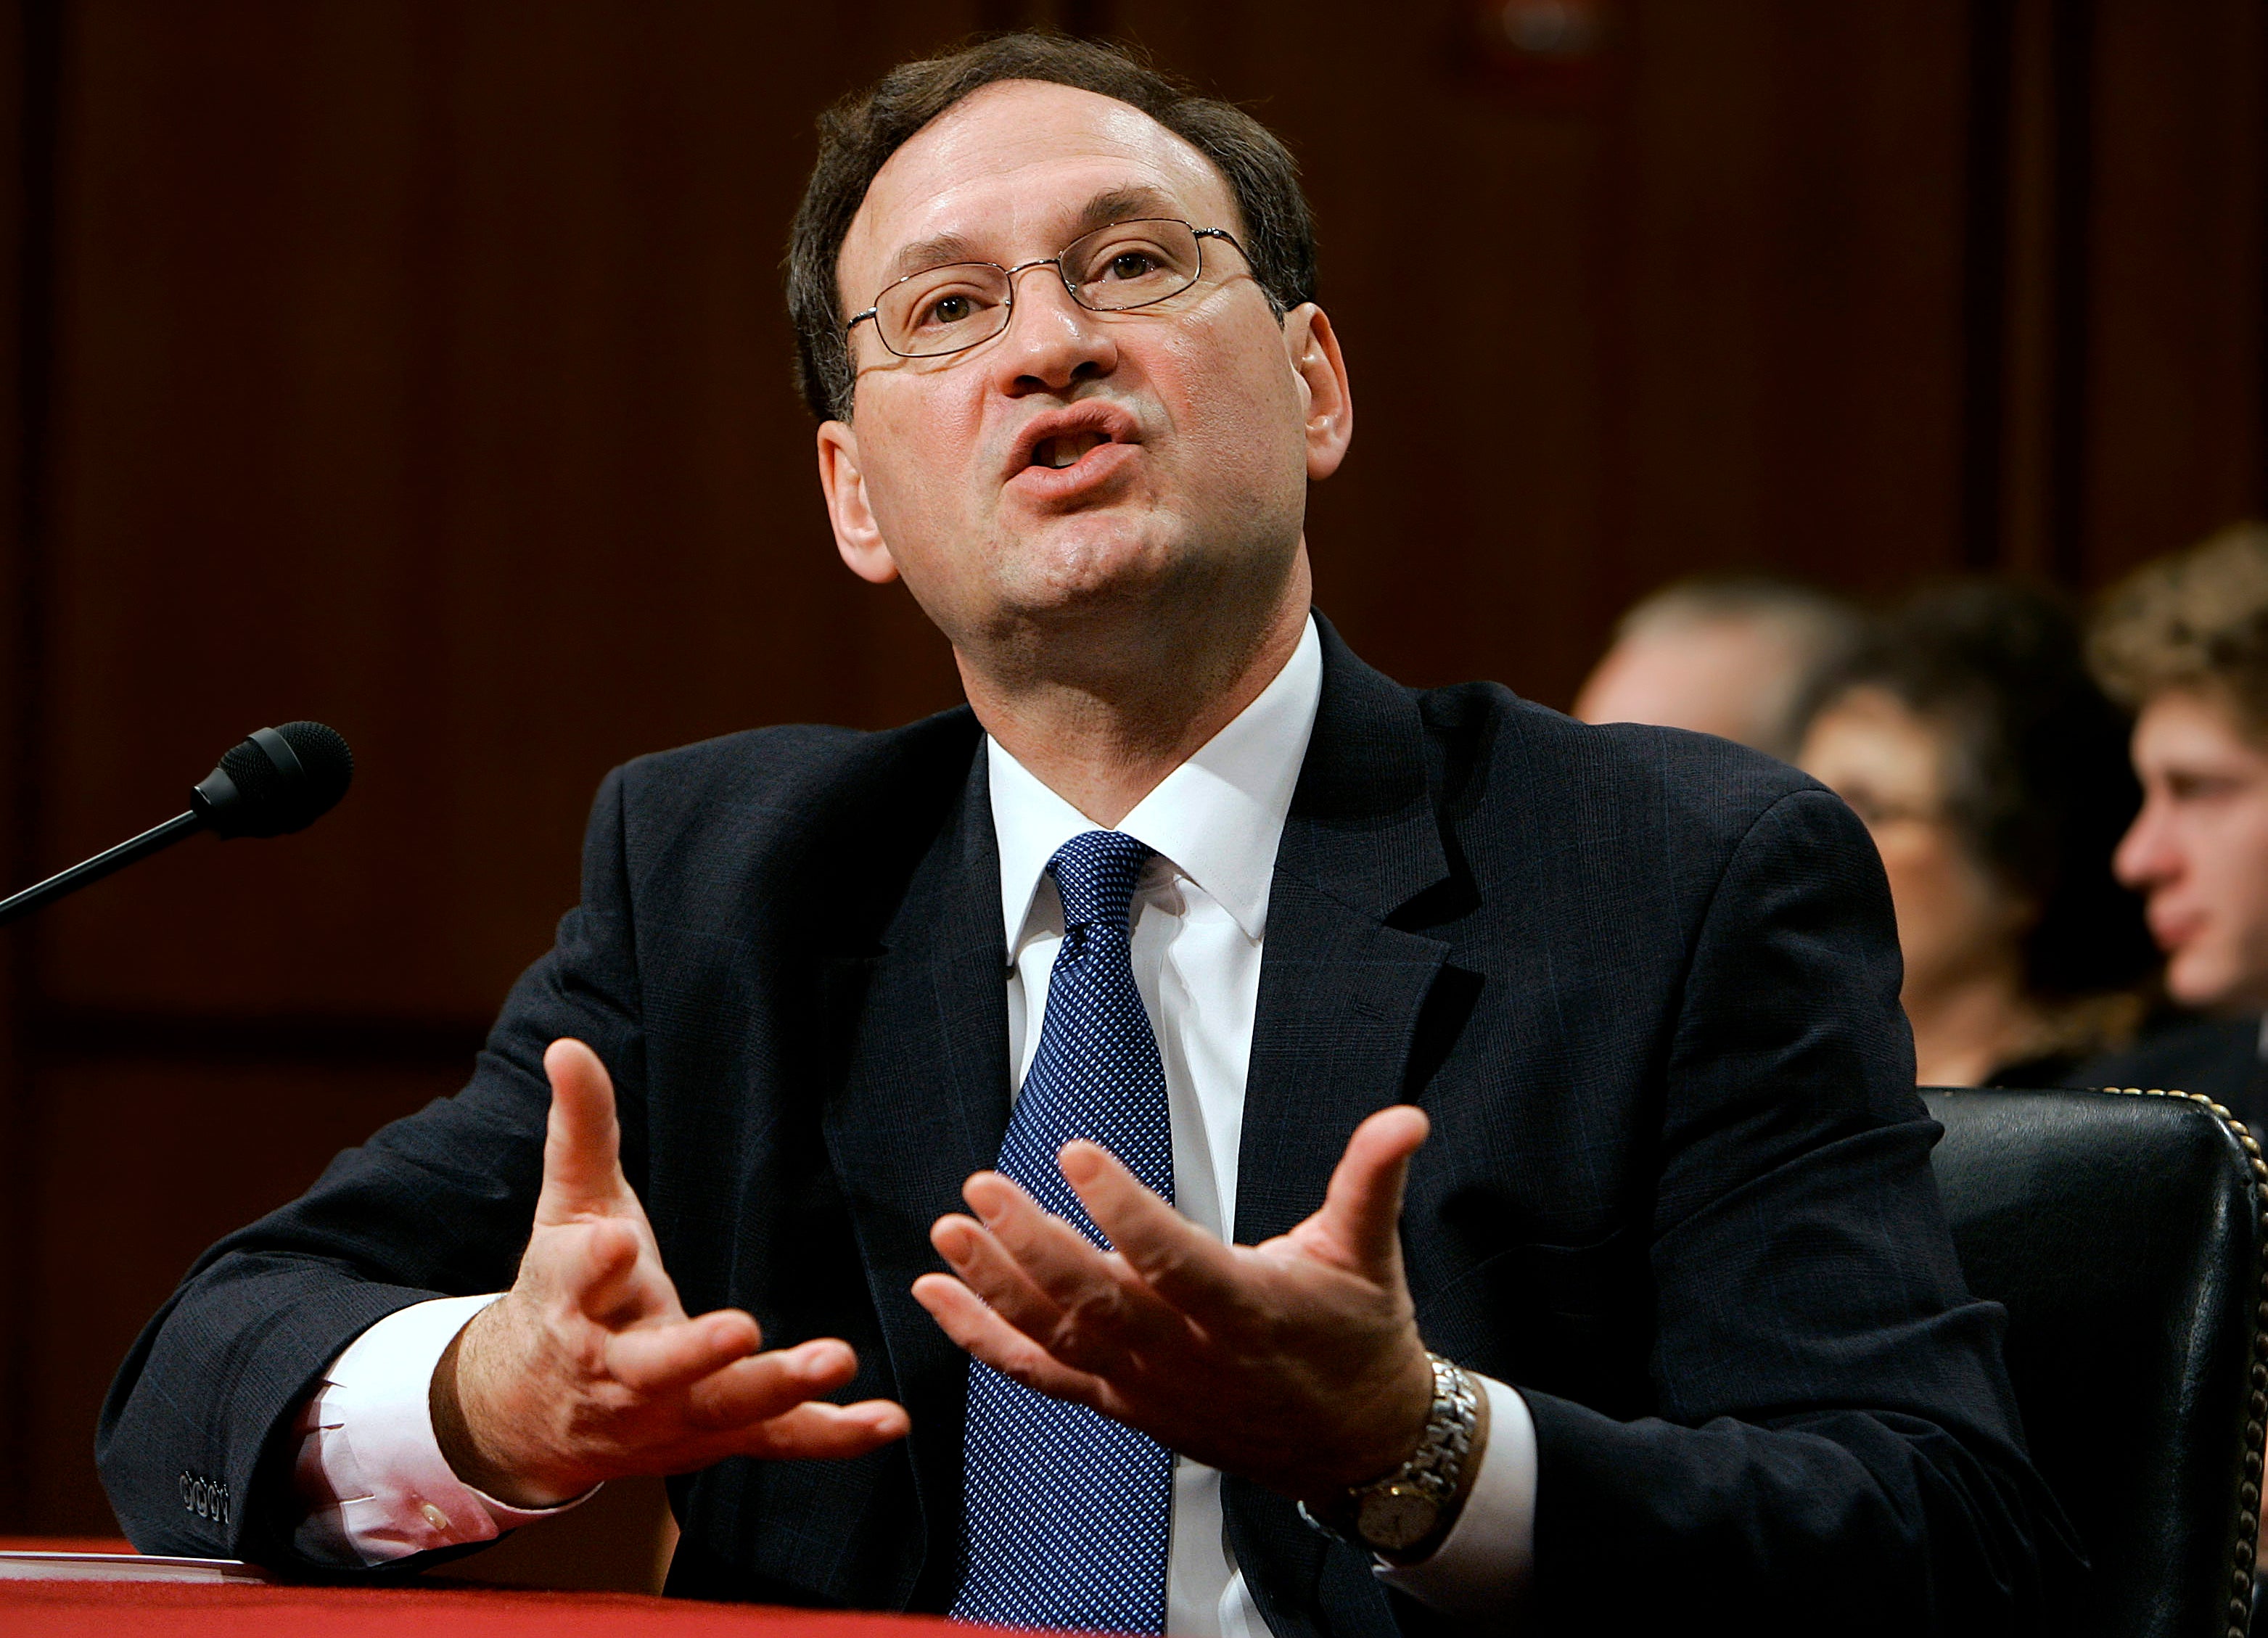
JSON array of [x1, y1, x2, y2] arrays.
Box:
[[1414, 677, 1827, 844], [2078, 1011, 2264, 1109]]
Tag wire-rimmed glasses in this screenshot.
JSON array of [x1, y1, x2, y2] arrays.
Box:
[[845, 218, 1246, 361]]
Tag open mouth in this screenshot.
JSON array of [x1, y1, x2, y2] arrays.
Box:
[[1030, 430, 1112, 470]]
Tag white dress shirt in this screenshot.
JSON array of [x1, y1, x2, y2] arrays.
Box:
[[291, 614, 1535, 1625]]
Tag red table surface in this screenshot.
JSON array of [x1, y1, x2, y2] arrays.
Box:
[[0, 1541, 971, 1637], [0, 1580, 963, 1636]]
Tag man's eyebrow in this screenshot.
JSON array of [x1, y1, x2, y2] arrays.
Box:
[[1070, 185, 1183, 237], [882, 230, 981, 286], [874, 186, 1191, 287]]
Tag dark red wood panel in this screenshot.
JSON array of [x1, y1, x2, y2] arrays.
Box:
[[1119, 0, 1974, 708], [2078, 0, 2268, 582], [38, 2, 974, 1021]]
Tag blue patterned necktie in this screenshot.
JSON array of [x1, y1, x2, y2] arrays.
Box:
[[952, 829, 1176, 1634]]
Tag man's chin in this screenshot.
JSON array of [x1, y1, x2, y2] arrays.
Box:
[[995, 522, 1187, 617], [2164, 947, 2267, 1015]]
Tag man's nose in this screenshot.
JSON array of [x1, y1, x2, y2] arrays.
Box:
[[990, 263, 1117, 392], [2113, 797, 2175, 889]]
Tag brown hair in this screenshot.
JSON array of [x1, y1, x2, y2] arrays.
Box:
[[2088, 522, 2268, 734], [1811, 580, 2154, 1003], [784, 32, 1317, 423]]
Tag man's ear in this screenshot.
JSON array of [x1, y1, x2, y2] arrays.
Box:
[[816, 418, 900, 585], [1283, 303, 1354, 481]]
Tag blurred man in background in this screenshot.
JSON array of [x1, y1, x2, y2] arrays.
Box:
[[1572, 576, 1859, 761], [1796, 583, 2154, 1088], [2082, 523, 2268, 1118]]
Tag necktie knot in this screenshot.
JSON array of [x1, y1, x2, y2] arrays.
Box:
[[1048, 830, 1152, 934]]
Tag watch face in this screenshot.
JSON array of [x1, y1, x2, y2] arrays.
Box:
[[1357, 1484, 1439, 1552]]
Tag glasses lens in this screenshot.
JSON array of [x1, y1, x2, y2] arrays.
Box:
[[1064, 221, 1201, 313], [879, 263, 1012, 357]]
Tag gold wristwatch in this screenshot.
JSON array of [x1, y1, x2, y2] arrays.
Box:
[[1298, 1354, 1482, 1555]]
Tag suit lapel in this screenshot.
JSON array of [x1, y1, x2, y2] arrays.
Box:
[[1228, 622, 1455, 1638], [820, 744, 1008, 1581], [1236, 619, 1454, 1246]]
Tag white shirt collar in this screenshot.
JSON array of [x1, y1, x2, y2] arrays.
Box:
[[989, 614, 1323, 952]]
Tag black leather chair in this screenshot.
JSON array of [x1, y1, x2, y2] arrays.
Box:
[[1924, 1087, 2268, 1638]]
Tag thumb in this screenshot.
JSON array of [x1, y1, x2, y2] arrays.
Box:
[[1312, 1106, 1428, 1280], [535, 1037, 629, 1224]]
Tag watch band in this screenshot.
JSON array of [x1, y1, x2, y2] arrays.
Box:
[[1299, 1354, 1481, 1555]]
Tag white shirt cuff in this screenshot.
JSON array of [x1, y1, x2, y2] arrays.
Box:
[[1371, 1374, 1535, 1618], [290, 1293, 599, 1565]]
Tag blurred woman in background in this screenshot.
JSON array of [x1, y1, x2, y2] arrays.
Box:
[[1798, 583, 2158, 1086]]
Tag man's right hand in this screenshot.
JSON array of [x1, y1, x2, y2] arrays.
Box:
[[430, 1038, 911, 1507]]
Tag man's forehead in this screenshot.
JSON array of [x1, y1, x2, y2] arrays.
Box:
[[839, 81, 1237, 292], [2143, 688, 2268, 763]]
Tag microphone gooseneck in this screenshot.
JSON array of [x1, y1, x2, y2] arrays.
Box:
[[0, 720, 354, 929]]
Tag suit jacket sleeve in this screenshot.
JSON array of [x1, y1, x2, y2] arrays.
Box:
[[1520, 786, 2074, 1633], [95, 766, 649, 1565]]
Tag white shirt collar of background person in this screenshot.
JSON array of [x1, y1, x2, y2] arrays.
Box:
[[991, 611, 1322, 960]]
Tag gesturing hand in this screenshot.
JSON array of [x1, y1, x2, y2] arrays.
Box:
[[911, 1105, 1449, 1504], [432, 1039, 910, 1507]]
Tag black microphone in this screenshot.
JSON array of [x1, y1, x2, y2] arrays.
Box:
[[0, 720, 354, 929]]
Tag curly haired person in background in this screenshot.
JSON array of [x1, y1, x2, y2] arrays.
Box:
[[2081, 523, 2268, 1116]]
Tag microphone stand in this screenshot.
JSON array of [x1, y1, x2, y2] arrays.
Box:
[[0, 812, 205, 929], [0, 721, 352, 931]]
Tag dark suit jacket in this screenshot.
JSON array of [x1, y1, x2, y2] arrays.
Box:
[[99, 620, 2071, 1633], [2081, 1013, 2268, 1127]]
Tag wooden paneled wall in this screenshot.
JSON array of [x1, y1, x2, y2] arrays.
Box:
[[0, 0, 2257, 1561]]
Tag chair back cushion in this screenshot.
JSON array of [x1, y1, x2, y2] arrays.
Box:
[[1923, 1087, 2266, 1638]]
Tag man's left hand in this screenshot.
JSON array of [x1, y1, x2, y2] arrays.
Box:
[[911, 1105, 1445, 1503]]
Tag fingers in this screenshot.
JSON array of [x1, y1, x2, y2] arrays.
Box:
[[1312, 1106, 1429, 1276], [678, 1335, 856, 1428], [626, 1334, 911, 1467], [953, 1173, 1185, 1367], [931, 1206, 1069, 1341], [524, 1042, 681, 1328], [635, 1329, 908, 1452], [731, 1398, 912, 1461], [537, 1038, 628, 1222], [913, 1272, 1112, 1409], [525, 1209, 684, 1333], [604, 1305, 764, 1394], [1058, 1141, 1243, 1316], [561, 1216, 644, 1322]]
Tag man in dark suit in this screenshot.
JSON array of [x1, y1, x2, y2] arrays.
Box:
[[102, 32, 2067, 1634]]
